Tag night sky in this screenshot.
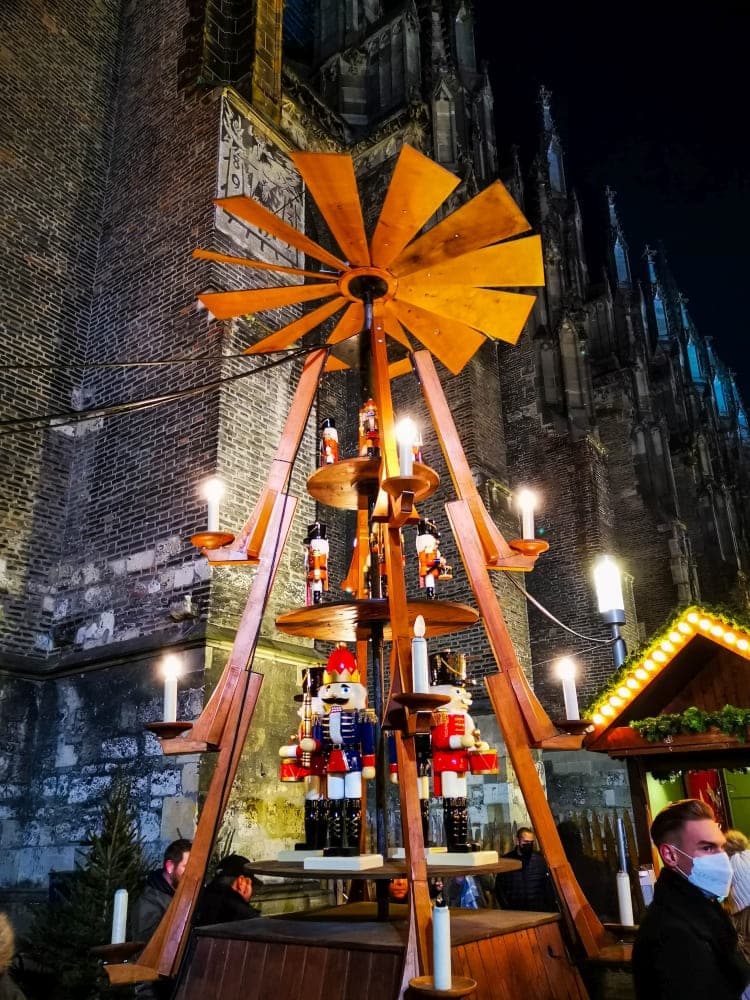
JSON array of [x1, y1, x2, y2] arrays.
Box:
[[474, 3, 750, 400]]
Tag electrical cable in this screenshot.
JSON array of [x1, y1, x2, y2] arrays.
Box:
[[0, 343, 325, 435], [506, 571, 615, 645]]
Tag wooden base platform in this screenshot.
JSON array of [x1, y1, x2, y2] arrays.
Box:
[[173, 904, 589, 999]]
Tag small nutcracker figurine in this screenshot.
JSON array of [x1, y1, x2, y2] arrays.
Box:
[[358, 398, 380, 458], [278, 667, 327, 851], [305, 645, 378, 856], [429, 652, 497, 853], [319, 417, 339, 466], [304, 522, 329, 605], [416, 519, 452, 598]]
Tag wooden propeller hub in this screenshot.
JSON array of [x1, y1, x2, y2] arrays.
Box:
[[338, 267, 397, 303]]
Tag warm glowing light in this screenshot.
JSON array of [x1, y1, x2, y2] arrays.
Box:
[[653, 650, 667, 663], [202, 477, 225, 503], [687, 612, 699, 624], [635, 668, 648, 681], [516, 489, 537, 540], [738, 639, 749, 652], [616, 687, 631, 699], [602, 705, 615, 717], [626, 677, 639, 690], [724, 632, 736, 644], [711, 624, 723, 637], [555, 657, 576, 681], [609, 695, 623, 708], [593, 555, 625, 613], [593, 713, 606, 725], [699, 618, 711, 631], [669, 631, 682, 643], [644, 659, 657, 672], [162, 654, 181, 680], [678, 622, 693, 634], [660, 641, 674, 653]]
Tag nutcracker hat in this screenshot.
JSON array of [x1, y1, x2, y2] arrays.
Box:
[[320, 417, 336, 430], [429, 650, 467, 686], [731, 849, 750, 911], [324, 644, 360, 684], [293, 665, 326, 702], [417, 518, 439, 539], [305, 521, 327, 543]]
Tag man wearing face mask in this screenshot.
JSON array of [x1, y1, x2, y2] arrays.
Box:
[[633, 798, 750, 1000], [494, 827, 557, 911]]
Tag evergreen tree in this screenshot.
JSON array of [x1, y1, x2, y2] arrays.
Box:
[[23, 772, 149, 1000]]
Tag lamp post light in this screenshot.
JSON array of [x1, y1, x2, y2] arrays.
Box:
[[593, 555, 628, 669]]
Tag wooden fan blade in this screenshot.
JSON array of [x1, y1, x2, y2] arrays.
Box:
[[216, 196, 347, 272], [388, 300, 484, 375], [192, 248, 324, 279], [324, 355, 350, 372], [370, 146, 460, 269], [390, 181, 532, 277], [396, 235, 544, 288], [291, 152, 370, 267], [396, 282, 536, 345], [379, 305, 413, 352], [199, 283, 339, 320], [326, 302, 365, 345], [244, 298, 347, 354]]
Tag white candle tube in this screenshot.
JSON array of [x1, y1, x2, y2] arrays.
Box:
[[163, 674, 178, 723], [207, 497, 220, 532], [562, 676, 579, 720], [396, 419, 416, 477], [616, 870, 634, 926], [111, 888, 128, 944], [432, 902, 452, 990], [616, 817, 628, 872], [412, 615, 429, 694]]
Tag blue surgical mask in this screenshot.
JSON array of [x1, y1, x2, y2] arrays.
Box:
[[670, 845, 733, 900]]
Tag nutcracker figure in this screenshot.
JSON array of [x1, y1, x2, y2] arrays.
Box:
[[416, 519, 452, 598], [304, 522, 328, 605], [306, 645, 378, 856], [429, 652, 497, 853], [278, 667, 327, 851], [319, 417, 339, 466], [358, 397, 380, 458]]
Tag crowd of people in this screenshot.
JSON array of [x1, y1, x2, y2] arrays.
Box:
[[3, 798, 750, 998]]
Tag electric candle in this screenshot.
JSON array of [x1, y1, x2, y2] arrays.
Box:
[[412, 614, 429, 694], [432, 901, 451, 990], [517, 489, 536, 540], [162, 654, 180, 723], [202, 477, 225, 532], [111, 888, 128, 944], [555, 657, 580, 720], [396, 418, 417, 477]]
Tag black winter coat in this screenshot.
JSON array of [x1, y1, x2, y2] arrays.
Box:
[[494, 849, 557, 912], [193, 882, 260, 927], [633, 866, 750, 1000]]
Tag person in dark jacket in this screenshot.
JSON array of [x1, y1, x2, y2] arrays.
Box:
[[633, 798, 750, 1000], [494, 827, 557, 911], [194, 854, 260, 926], [131, 838, 192, 1000]]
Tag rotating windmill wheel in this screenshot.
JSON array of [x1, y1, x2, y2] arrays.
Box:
[[196, 144, 543, 373], [105, 144, 611, 998]]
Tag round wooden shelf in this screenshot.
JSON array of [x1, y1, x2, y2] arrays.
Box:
[[190, 530, 236, 550], [90, 941, 144, 962], [276, 600, 478, 642], [145, 721, 194, 739], [408, 975, 477, 997], [392, 693, 451, 712], [307, 459, 439, 510]]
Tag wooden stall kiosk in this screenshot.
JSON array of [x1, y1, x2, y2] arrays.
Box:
[[102, 147, 618, 999], [584, 606, 750, 865]]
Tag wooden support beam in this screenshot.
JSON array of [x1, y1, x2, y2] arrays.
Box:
[[445, 499, 611, 960]]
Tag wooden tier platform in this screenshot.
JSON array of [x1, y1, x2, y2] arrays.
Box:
[[173, 904, 588, 1000], [276, 599, 478, 642], [247, 859, 520, 880], [307, 459, 439, 510]]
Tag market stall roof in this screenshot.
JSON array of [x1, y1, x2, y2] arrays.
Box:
[[582, 607, 750, 756]]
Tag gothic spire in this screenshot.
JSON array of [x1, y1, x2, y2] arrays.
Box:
[[606, 186, 632, 287]]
